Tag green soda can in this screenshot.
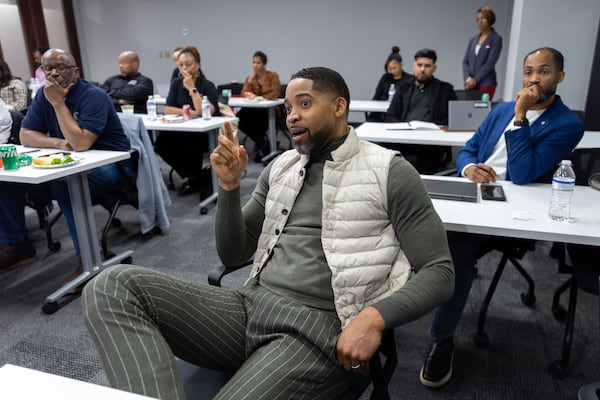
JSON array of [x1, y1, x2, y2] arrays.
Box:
[[0, 144, 20, 171]]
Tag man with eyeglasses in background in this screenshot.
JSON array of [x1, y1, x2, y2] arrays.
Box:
[[0, 49, 131, 285]]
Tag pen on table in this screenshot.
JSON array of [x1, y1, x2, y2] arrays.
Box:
[[21, 149, 41, 154]]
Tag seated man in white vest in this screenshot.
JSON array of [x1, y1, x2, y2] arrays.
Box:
[[83, 66, 454, 400]]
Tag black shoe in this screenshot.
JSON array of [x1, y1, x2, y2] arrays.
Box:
[[0, 238, 37, 272], [420, 337, 454, 388]]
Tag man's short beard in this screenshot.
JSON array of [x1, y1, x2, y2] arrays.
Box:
[[293, 130, 329, 155], [533, 83, 557, 104]]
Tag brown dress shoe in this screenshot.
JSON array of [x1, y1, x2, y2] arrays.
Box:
[[0, 238, 36, 272]]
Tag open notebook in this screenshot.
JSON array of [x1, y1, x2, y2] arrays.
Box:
[[385, 121, 440, 131], [421, 178, 478, 202]]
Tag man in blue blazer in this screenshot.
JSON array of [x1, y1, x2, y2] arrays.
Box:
[[420, 47, 584, 388]]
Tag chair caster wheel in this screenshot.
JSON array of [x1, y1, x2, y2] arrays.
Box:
[[48, 242, 61, 252], [200, 207, 208, 215], [42, 302, 59, 314], [552, 305, 567, 320], [474, 331, 489, 347], [520, 291, 536, 306], [548, 360, 570, 379]]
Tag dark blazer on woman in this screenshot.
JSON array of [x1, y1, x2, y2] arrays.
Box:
[[462, 28, 502, 88]]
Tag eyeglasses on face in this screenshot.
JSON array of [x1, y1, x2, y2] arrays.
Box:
[[41, 64, 75, 73]]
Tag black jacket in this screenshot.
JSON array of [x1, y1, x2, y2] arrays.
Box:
[[384, 77, 457, 125], [101, 72, 154, 114]]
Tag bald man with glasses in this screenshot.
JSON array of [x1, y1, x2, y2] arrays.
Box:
[[0, 49, 131, 281]]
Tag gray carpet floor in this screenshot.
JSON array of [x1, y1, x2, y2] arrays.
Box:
[[1, 151, 598, 400]]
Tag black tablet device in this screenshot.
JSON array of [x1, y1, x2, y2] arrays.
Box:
[[481, 184, 506, 201]]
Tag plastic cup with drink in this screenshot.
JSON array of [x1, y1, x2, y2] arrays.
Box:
[[121, 104, 134, 114]]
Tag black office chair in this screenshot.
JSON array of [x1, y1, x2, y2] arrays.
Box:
[[577, 276, 600, 400], [454, 89, 490, 101], [8, 109, 24, 144], [473, 237, 537, 347], [43, 152, 139, 259], [196, 260, 397, 400], [216, 82, 243, 98], [546, 147, 600, 378], [470, 149, 598, 348]]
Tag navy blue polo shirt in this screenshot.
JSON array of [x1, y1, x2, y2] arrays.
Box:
[[23, 78, 129, 151]]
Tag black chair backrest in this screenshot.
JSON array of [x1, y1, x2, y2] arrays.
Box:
[[455, 89, 489, 101], [534, 147, 600, 185], [217, 82, 243, 96], [569, 147, 600, 185], [8, 109, 24, 144]]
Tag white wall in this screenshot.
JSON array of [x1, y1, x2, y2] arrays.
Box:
[[0, 0, 70, 83], [63, 0, 598, 113], [504, 0, 599, 111], [71, 0, 514, 107], [0, 4, 29, 81], [43, 0, 70, 53]]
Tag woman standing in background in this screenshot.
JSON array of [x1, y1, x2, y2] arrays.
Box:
[[368, 46, 413, 122], [462, 7, 502, 100]]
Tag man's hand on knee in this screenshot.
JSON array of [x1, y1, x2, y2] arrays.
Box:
[[336, 306, 385, 375]]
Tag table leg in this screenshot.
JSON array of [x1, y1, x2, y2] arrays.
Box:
[[199, 128, 218, 214], [261, 107, 280, 164], [44, 172, 133, 304]]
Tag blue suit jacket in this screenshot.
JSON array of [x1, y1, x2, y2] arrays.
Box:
[[456, 96, 585, 184], [462, 29, 502, 87]]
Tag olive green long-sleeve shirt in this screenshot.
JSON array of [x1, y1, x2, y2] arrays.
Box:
[[216, 135, 453, 329]]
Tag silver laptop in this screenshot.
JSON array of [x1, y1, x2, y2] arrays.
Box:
[[448, 100, 491, 130], [421, 178, 478, 202]]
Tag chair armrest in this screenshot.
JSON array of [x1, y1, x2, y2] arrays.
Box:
[[207, 259, 254, 287]]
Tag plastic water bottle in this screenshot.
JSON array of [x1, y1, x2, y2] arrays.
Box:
[[548, 160, 576, 221], [146, 95, 157, 120], [29, 78, 40, 100], [387, 83, 396, 101], [201, 96, 211, 120]]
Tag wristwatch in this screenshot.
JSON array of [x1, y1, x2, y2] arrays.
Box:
[[190, 88, 199, 95], [513, 118, 529, 127]]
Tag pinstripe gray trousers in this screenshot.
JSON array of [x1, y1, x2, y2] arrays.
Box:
[[83, 265, 356, 400]]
